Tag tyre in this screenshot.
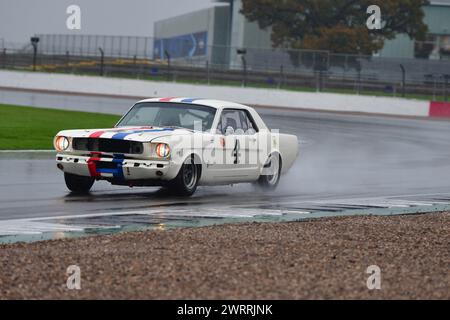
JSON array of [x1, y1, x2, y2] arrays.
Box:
[[257, 153, 281, 191], [64, 172, 95, 193], [169, 155, 200, 196]]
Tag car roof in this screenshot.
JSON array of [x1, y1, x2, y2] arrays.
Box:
[[136, 97, 254, 111]]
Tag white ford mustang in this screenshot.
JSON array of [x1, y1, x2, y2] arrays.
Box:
[[54, 98, 299, 196]]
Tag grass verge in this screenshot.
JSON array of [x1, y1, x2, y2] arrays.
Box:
[[0, 104, 120, 150]]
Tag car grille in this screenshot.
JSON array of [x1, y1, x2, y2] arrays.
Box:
[[72, 138, 144, 154]]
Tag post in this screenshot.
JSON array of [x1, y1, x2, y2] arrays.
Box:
[[98, 47, 104, 76], [206, 60, 210, 85], [30, 37, 40, 72], [433, 76, 437, 101], [315, 53, 327, 92], [144, 37, 148, 59], [399, 64, 406, 98], [444, 75, 449, 102], [319, 70, 324, 92], [33, 46, 37, 71], [164, 50, 171, 81], [357, 69, 361, 95], [354, 55, 362, 95], [241, 55, 247, 87], [2, 48, 6, 69], [65, 50, 70, 72], [279, 65, 284, 89], [119, 36, 122, 57], [236, 49, 247, 87]]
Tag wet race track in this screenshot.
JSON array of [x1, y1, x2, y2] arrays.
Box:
[[1, 88, 450, 241]]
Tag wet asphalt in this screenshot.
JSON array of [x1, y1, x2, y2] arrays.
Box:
[[1, 88, 450, 221]]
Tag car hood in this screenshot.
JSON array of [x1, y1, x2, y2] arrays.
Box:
[[57, 126, 194, 142]]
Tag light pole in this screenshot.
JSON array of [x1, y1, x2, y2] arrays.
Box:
[[164, 50, 171, 81], [400, 64, 406, 98], [237, 48, 247, 87], [98, 47, 105, 76], [30, 37, 39, 72]]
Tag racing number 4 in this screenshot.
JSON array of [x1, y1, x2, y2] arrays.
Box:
[[233, 139, 240, 164]]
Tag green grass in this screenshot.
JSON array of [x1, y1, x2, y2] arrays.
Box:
[[0, 104, 120, 150]]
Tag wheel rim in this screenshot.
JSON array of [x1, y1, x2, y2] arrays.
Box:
[[183, 158, 198, 190], [266, 154, 280, 185]]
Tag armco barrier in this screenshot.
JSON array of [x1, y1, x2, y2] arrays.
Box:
[[0, 70, 442, 119]]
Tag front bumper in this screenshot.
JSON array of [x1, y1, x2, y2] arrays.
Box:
[[56, 153, 178, 181]]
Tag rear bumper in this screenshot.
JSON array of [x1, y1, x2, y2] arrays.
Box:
[[56, 153, 178, 181]]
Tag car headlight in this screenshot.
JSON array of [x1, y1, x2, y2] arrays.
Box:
[[54, 136, 70, 151], [155, 143, 170, 158]]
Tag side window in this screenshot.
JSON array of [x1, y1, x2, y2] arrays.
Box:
[[219, 110, 241, 135], [217, 109, 259, 135], [239, 110, 258, 135]]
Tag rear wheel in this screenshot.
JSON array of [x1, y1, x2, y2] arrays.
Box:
[[257, 153, 281, 191], [64, 173, 95, 193], [169, 156, 200, 196]]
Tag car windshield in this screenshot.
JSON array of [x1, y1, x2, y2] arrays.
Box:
[[117, 102, 216, 131]]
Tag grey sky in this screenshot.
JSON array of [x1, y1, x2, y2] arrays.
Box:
[[0, 0, 215, 46]]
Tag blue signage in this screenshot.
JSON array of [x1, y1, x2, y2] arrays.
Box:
[[154, 31, 208, 59]]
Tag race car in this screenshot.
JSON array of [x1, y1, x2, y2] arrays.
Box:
[[54, 98, 299, 196]]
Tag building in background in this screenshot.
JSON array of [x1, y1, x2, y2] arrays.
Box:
[[153, 5, 231, 66], [6, 0, 449, 67], [153, 0, 272, 67], [2, 0, 448, 91], [379, 1, 450, 60], [154, 0, 450, 66]]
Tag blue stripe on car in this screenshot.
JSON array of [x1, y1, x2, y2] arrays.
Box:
[[181, 98, 201, 103], [95, 155, 125, 180], [96, 168, 116, 174], [112, 157, 125, 180]]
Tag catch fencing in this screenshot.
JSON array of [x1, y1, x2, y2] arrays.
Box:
[[1, 34, 449, 100]]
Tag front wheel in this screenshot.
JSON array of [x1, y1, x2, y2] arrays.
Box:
[[64, 173, 95, 193], [257, 153, 281, 191], [169, 156, 200, 196]]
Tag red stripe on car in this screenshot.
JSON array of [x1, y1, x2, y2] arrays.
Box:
[[89, 131, 105, 138], [159, 97, 176, 102], [89, 127, 153, 138], [87, 155, 101, 178]]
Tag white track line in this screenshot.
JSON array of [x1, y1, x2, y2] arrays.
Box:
[[0, 220, 120, 236], [1, 194, 449, 237]]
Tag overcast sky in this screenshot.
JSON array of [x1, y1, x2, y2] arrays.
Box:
[[0, 0, 215, 46]]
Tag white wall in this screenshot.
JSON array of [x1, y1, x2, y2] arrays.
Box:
[[0, 70, 430, 117]]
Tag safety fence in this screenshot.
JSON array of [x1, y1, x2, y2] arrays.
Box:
[[1, 33, 449, 100]]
